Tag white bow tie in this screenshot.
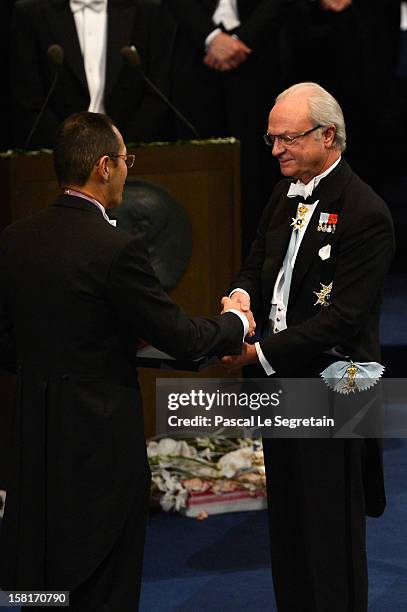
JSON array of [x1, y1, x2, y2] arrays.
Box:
[[287, 179, 316, 200], [71, 0, 105, 13]]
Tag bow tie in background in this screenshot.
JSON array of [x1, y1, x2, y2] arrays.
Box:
[[287, 179, 316, 200], [71, 0, 105, 13]]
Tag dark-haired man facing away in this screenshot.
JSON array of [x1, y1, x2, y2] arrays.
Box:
[[0, 111, 253, 611]]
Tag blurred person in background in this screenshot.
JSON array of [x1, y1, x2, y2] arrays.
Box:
[[0, 0, 16, 150], [164, 0, 294, 256], [11, 0, 174, 149], [277, 0, 401, 186]]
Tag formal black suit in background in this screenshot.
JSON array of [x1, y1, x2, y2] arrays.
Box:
[[0, 194, 244, 610], [164, 0, 298, 255], [0, 0, 16, 150], [11, 0, 174, 148], [230, 159, 395, 610], [277, 0, 402, 185]]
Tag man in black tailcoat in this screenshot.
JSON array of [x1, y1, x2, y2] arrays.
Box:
[[223, 82, 395, 611], [0, 111, 253, 610], [277, 0, 401, 183], [11, 0, 173, 148], [163, 0, 296, 254]]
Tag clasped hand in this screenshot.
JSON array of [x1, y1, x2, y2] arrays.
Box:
[[220, 295, 255, 337], [220, 292, 259, 369], [204, 32, 252, 72], [320, 0, 353, 12]]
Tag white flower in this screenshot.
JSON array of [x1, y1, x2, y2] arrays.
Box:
[[151, 466, 189, 512], [174, 488, 189, 511], [177, 440, 197, 458], [151, 473, 165, 492], [154, 438, 197, 458], [157, 438, 179, 456], [147, 441, 159, 458], [161, 491, 176, 512], [217, 447, 254, 478], [161, 469, 181, 493]]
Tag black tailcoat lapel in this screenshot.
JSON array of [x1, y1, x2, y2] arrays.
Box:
[[289, 159, 352, 306], [44, 0, 88, 93], [105, 0, 137, 100]]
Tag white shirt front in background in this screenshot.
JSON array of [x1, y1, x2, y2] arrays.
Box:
[[402, 2, 407, 31], [70, 0, 107, 113], [213, 0, 240, 30], [206, 0, 241, 47]]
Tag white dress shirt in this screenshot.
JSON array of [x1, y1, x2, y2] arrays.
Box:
[[70, 0, 108, 113], [269, 200, 319, 330], [206, 0, 241, 47]]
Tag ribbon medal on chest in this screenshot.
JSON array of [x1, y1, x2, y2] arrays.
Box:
[[318, 212, 338, 233]]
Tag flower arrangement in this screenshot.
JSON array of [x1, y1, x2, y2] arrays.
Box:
[[147, 437, 266, 513]]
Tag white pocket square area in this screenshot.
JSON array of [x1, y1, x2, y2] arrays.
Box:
[[319, 244, 331, 260]]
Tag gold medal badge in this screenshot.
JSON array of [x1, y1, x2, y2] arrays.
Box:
[[291, 204, 309, 231], [313, 281, 333, 307]]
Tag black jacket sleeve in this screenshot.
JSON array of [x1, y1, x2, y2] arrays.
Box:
[[107, 237, 244, 359]]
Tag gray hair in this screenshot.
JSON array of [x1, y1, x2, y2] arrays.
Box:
[[276, 82, 347, 152]]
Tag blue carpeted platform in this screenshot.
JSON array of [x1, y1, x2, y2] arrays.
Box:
[[1, 439, 406, 611], [381, 274, 407, 348], [139, 438, 407, 611]]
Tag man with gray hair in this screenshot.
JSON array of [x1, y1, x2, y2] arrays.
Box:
[[222, 82, 395, 611]]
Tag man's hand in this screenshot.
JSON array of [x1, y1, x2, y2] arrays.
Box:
[[221, 296, 256, 337], [204, 32, 252, 72], [223, 290, 255, 337], [221, 342, 258, 370], [320, 0, 352, 12], [228, 290, 250, 313]]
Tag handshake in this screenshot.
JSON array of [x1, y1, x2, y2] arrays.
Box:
[[220, 291, 258, 369]]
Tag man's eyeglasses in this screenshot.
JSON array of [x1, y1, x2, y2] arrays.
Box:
[[107, 153, 135, 168], [263, 125, 322, 148]]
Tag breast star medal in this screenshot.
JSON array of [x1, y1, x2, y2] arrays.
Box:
[[291, 204, 309, 231], [313, 281, 333, 307]]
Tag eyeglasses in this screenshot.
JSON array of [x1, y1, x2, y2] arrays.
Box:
[[263, 125, 322, 148], [107, 153, 135, 168]]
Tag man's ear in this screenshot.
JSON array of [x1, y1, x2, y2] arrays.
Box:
[[96, 155, 110, 181], [324, 125, 336, 148]]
